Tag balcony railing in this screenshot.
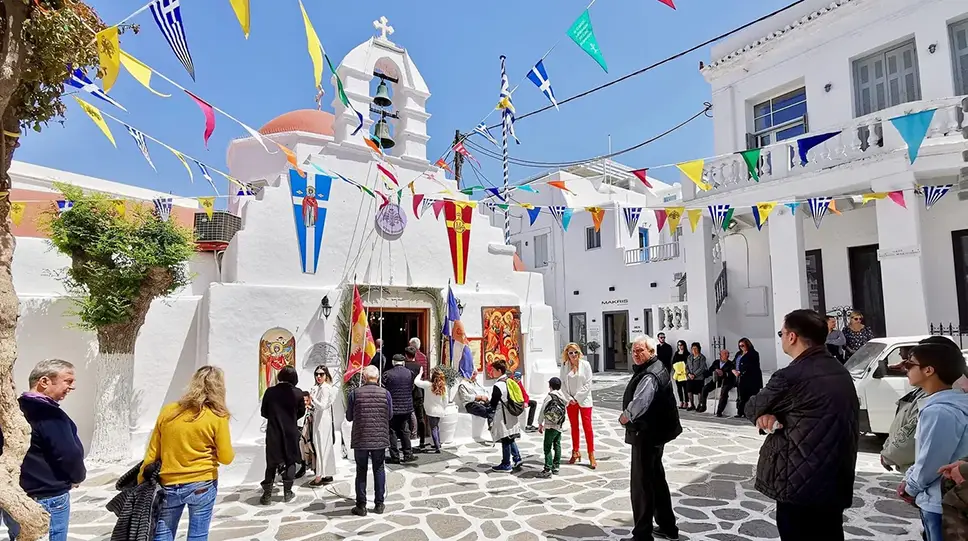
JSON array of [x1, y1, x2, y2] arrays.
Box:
[[624, 242, 680, 265], [714, 262, 728, 312], [655, 302, 689, 332], [694, 96, 967, 197]]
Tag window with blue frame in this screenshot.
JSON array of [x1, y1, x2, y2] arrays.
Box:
[[753, 87, 808, 147], [638, 227, 649, 262]]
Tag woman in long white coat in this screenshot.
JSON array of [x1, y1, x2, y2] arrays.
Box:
[[309, 366, 337, 486]]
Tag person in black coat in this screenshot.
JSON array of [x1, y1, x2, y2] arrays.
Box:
[[733, 337, 762, 418], [745, 309, 859, 541], [701, 349, 736, 417], [260, 366, 306, 504], [383, 354, 417, 464], [656, 333, 674, 373]]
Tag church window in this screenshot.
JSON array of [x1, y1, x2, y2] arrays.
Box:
[[585, 227, 602, 250], [535, 233, 549, 267]]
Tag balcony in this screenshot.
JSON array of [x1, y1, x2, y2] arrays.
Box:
[[624, 241, 680, 265], [655, 302, 689, 332], [693, 96, 967, 199]]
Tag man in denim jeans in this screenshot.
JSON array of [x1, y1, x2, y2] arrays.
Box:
[[346, 365, 392, 516], [1, 359, 85, 541]]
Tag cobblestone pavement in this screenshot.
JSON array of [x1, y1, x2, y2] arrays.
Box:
[[37, 376, 921, 541]]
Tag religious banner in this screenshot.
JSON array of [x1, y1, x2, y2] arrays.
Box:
[[258, 327, 295, 400], [665, 207, 684, 233], [9, 202, 25, 226], [568, 10, 608, 72], [445, 201, 474, 285], [288, 169, 332, 274], [751, 202, 776, 230], [198, 196, 215, 219], [345, 285, 376, 382], [95, 27, 121, 91], [74, 97, 116, 147], [481, 306, 521, 380]]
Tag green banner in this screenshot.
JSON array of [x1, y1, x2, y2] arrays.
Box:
[[568, 10, 608, 73]]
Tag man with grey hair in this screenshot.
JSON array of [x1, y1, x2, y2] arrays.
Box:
[[1, 359, 85, 541], [619, 336, 682, 540], [346, 365, 392, 516]]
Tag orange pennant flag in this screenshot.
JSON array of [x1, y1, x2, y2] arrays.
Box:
[[586, 207, 605, 232], [547, 180, 576, 195], [276, 142, 305, 177], [828, 199, 842, 215]]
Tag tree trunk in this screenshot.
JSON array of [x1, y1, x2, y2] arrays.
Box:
[[0, 0, 50, 538], [87, 326, 137, 464]]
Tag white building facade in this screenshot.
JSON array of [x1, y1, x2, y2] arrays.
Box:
[[687, 0, 968, 372]]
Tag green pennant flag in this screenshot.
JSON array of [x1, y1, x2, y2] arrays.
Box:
[[496, 203, 510, 210], [721, 207, 735, 231], [739, 148, 761, 182], [460, 188, 474, 196], [568, 10, 608, 73], [323, 54, 364, 135]]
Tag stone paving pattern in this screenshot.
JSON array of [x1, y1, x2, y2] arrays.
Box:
[[21, 376, 923, 540]]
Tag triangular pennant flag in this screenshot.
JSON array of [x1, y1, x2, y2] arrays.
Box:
[[631, 169, 652, 189], [494, 203, 508, 210], [73, 97, 116, 147], [453, 141, 481, 166], [657, 0, 676, 8], [516, 185, 538, 193], [797, 131, 839, 165], [125, 125, 156, 171], [720, 208, 735, 231], [276, 142, 305, 177], [549, 206, 573, 232], [547, 180, 576, 195], [486, 187, 506, 201], [519, 203, 535, 210], [676, 159, 710, 191], [665, 207, 684, 233], [323, 55, 365, 136], [654, 209, 668, 233], [828, 199, 842, 215], [153, 197, 173, 222], [376, 164, 398, 186], [739, 148, 761, 181], [412, 193, 425, 219], [888, 191, 907, 209], [707, 205, 731, 232], [228, 0, 250, 38], [239, 122, 272, 153], [751, 202, 776, 230], [9, 202, 25, 226], [686, 208, 702, 232], [622, 207, 642, 237], [66, 68, 126, 111], [432, 200, 446, 219], [890, 109, 936, 164], [375, 191, 390, 208], [298, 0, 324, 91], [459, 188, 474, 196], [57, 200, 73, 214], [420, 198, 434, 218], [185, 91, 216, 147], [784, 202, 801, 215], [526, 59, 558, 110], [475, 122, 499, 147], [119, 50, 171, 98], [862, 193, 888, 204], [807, 197, 832, 229], [568, 10, 607, 72], [193, 160, 218, 194], [198, 196, 215, 219], [435, 158, 453, 174], [407, 181, 415, 196], [527, 206, 542, 226], [148, 0, 196, 80], [95, 27, 121, 92], [923, 185, 951, 210], [364, 135, 383, 157], [166, 146, 194, 183], [587, 207, 605, 233], [444, 202, 474, 285], [112, 199, 126, 217]]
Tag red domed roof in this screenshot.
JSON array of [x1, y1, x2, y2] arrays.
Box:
[[259, 109, 335, 136], [513, 252, 525, 272]]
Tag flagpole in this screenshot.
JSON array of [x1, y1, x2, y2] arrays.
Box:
[[500, 56, 511, 246], [347, 276, 357, 386]]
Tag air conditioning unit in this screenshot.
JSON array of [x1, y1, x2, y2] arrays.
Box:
[[194, 211, 241, 251]]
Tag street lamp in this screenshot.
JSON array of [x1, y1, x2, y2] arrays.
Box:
[[456, 297, 465, 316], [321, 295, 332, 319]]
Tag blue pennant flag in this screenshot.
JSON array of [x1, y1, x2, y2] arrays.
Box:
[[622, 207, 642, 237], [549, 206, 572, 231], [923, 184, 951, 210], [784, 202, 801, 215], [475, 122, 499, 147], [193, 159, 218, 194], [56, 200, 73, 214], [149, 0, 195, 80], [890, 109, 936, 164], [527, 206, 542, 226], [807, 197, 832, 229], [797, 131, 839, 165], [526, 60, 558, 110], [288, 169, 331, 274], [486, 187, 506, 201], [153, 197, 173, 222], [125, 126, 155, 171], [66, 68, 126, 111]]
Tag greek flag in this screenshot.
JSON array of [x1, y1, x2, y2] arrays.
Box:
[[125, 126, 155, 171], [497, 62, 520, 144], [149, 0, 195, 80], [66, 68, 125, 111], [549, 206, 573, 232], [475, 122, 498, 146], [192, 159, 218, 194], [807, 197, 832, 229], [153, 197, 173, 222], [707, 204, 731, 231], [526, 60, 558, 110], [623, 207, 642, 238], [56, 200, 73, 214], [923, 184, 951, 210]]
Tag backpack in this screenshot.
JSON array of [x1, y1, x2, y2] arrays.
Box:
[[503, 378, 526, 416], [543, 394, 567, 427]]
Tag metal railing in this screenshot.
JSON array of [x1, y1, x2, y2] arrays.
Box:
[[929, 323, 968, 349], [624, 242, 680, 265], [714, 262, 728, 312]]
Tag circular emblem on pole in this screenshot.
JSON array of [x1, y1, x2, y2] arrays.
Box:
[[452, 216, 466, 234], [376, 203, 407, 238]]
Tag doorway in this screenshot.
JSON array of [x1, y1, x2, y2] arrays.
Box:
[[848, 244, 886, 337], [603, 311, 630, 371], [368, 308, 430, 362]]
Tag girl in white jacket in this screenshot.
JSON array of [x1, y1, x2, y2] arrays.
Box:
[[560, 342, 596, 469], [414, 367, 451, 452]]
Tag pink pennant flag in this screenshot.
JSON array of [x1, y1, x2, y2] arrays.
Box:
[[186, 91, 216, 147], [375, 191, 390, 208], [432, 200, 446, 219], [412, 193, 424, 219], [654, 209, 668, 232], [657, 0, 676, 8], [888, 190, 907, 209], [376, 164, 399, 186], [632, 168, 652, 189]]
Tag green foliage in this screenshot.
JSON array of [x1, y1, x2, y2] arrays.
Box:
[[43, 183, 195, 330], [586, 341, 600, 353]]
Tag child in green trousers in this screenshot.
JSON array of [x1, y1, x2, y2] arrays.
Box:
[[538, 377, 568, 478]]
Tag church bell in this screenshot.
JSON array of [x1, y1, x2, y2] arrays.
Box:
[[372, 80, 392, 108], [373, 118, 395, 149]]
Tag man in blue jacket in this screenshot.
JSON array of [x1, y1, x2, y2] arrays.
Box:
[[1, 359, 86, 541]]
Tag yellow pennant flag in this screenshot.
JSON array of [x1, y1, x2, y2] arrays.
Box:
[[666, 207, 685, 233], [112, 199, 126, 217], [862, 192, 888, 204], [828, 199, 842, 215], [73, 97, 116, 147], [585, 207, 605, 232], [198, 196, 215, 219], [407, 181, 415, 196], [676, 159, 711, 191], [165, 146, 194, 183], [217, 170, 247, 191], [753, 202, 776, 230], [520, 203, 535, 210], [229, 0, 250, 38], [95, 27, 121, 92], [119, 51, 171, 97], [298, 0, 324, 91], [687, 208, 703, 232], [9, 202, 25, 226]]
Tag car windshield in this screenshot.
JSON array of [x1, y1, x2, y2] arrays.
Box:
[[844, 342, 887, 377]]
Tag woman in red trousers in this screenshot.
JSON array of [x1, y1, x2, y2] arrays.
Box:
[[560, 342, 595, 468]]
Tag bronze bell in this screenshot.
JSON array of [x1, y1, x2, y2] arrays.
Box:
[[373, 80, 392, 108], [372, 118, 395, 149]]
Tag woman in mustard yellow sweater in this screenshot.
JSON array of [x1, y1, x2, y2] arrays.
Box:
[[141, 366, 234, 541]]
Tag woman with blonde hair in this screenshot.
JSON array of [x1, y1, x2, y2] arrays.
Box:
[[843, 310, 875, 359], [414, 367, 451, 453], [141, 366, 234, 541], [560, 342, 596, 469]]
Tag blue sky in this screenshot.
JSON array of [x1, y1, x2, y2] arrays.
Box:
[[19, 0, 790, 197]]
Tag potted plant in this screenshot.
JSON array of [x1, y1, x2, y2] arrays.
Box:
[[436, 365, 461, 446], [586, 340, 601, 369]]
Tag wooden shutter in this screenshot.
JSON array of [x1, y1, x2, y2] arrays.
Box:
[[853, 40, 920, 117], [952, 20, 968, 96]]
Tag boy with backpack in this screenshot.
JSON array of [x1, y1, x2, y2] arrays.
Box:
[[537, 377, 568, 478], [489, 360, 524, 472]]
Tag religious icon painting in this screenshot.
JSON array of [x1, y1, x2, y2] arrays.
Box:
[[288, 169, 332, 274], [466, 337, 484, 373], [375, 203, 407, 239], [481, 306, 522, 380], [259, 327, 296, 401]]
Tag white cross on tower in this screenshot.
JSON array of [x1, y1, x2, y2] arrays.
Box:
[[373, 16, 394, 41]]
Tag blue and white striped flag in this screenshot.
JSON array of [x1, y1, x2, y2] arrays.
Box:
[[923, 184, 951, 210], [193, 159, 218, 194], [149, 0, 195, 80], [153, 197, 173, 222], [623, 207, 642, 238], [707, 204, 731, 231], [474, 122, 498, 147], [125, 125, 156, 171], [807, 197, 832, 229], [66, 68, 126, 111], [549, 206, 573, 232], [526, 60, 558, 110], [497, 62, 520, 144], [56, 200, 73, 214]]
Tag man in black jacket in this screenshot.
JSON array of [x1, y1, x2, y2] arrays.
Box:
[[0, 359, 85, 541], [656, 333, 674, 373], [383, 354, 417, 464], [702, 349, 735, 417], [745, 309, 859, 541], [620, 336, 682, 540], [404, 346, 429, 452]]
